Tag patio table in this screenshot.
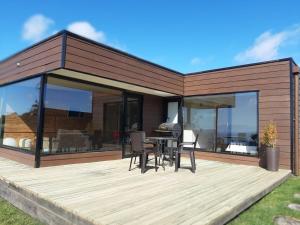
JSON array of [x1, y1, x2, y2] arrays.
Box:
[[146, 137, 178, 166]]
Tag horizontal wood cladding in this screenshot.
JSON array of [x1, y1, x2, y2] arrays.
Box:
[[40, 150, 122, 167], [194, 151, 260, 167], [143, 95, 164, 136], [0, 147, 35, 167], [64, 36, 183, 95], [0, 35, 63, 84], [185, 60, 292, 169]]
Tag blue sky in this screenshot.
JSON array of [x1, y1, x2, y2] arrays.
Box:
[[1, 0, 300, 73]]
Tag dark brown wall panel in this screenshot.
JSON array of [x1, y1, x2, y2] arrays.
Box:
[[64, 36, 183, 95], [0, 35, 63, 84], [184, 61, 292, 169], [297, 76, 300, 175], [0, 148, 35, 167], [40, 151, 122, 167], [143, 95, 164, 136], [194, 152, 260, 167]]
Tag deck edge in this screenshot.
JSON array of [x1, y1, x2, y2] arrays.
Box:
[[0, 177, 96, 225], [211, 170, 292, 225]]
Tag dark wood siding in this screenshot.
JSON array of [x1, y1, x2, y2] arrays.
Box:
[[0, 148, 35, 167], [64, 36, 184, 95], [194, 152, 259, 166], [143, 95, 164, 136], [184, 61, 291, 169], [297, 75, 300, 175], [40, 151, 121, 167], [0, 35, 63, 84]]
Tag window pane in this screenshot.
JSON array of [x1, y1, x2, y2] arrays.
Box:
[[167, 102, 178, 123], [216, 92, 258, 155], [0, 77, 41, 152], [43, 77, 123, 154], [183, 92, 258, 155], [183, 97, 216, 151]]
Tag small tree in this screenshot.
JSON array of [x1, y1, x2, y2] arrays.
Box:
[[262, 121, 278, 148]]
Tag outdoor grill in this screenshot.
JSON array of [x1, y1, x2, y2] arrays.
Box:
[[155, 123, 182, 139]]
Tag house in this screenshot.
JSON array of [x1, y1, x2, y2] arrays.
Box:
[[0, 30, 299, 175]]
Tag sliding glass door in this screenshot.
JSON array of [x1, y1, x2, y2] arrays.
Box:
[[122, 93, 143, 157]]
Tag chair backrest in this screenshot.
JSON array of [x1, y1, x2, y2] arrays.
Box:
[[130, 131, 145, 153]]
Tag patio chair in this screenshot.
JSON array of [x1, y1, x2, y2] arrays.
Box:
[[175, 134, 199, 173], [129, 131, 159, 173]]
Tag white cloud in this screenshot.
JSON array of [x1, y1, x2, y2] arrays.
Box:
[[67, 21, 106, 42], [22, 14, 54, 42], [190, 57, 202, 66], [235, 26, 300, 63]]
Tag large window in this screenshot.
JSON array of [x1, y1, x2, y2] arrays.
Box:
[[42, 77, 123, 154], [183, 92, 258, 155], [0, 77, 41, 152]]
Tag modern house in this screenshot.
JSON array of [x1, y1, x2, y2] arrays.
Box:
[[0, 30, 299, 175]]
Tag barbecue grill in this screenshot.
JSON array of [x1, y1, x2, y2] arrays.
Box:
[[155, 123, 182, 139]]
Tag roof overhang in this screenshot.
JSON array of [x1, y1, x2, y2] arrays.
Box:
[[49, 69, 177, 97]]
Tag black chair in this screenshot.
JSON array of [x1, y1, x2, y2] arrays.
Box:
[[175, 134, 199, 173], [129, 131, 159, 173]]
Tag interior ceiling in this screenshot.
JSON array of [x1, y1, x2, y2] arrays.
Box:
[[49, 69, 176, 97], [184, 95, 236, 108]]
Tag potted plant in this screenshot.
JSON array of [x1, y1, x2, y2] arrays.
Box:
[[262, 121, 279, 171]]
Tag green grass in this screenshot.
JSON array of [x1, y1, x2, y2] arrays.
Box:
[[0, 197, 43, 225], [229, 176, 300, 225]]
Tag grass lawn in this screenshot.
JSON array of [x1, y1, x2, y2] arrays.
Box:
[[229, 176, 300, 225], [0, 197, 43, 225]]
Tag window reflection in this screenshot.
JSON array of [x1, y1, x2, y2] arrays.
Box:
[[42, 77, 123, 154], [0, 77, 41, 152], [183, 92, 258, 155]]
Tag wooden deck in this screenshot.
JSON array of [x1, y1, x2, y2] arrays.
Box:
[[0, 157, 291, 225]]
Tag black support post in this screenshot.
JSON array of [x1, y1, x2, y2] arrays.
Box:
[[35, 75, 47, 168]]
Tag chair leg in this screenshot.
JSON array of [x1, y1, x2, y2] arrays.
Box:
[[129, 156, 133, 171], [193, 151, 196, 170], [142, 153, 147, 174], [175, 151, 179, 172], [190, 151, 196, 173], [134, 156, 137, 164], [161, 153, 165, 170], [155, 155, 158, 172]]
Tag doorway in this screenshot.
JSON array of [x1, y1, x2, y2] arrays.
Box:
[[122, 93, 143, 157]]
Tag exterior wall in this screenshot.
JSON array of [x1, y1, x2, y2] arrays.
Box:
[[0, 148, 35, 167], [194, 151, 259, 166], [64, 35, 184, 95], [0, 35, 63, 84], [143, 94, 164, 136], [184, 60, 292, 170], [297, 75, 300, 175], [40, 151, 121, 167]]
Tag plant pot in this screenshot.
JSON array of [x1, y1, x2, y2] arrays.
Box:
[[266, 147, 280, 171]]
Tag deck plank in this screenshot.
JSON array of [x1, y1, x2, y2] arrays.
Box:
[[0, 157, 291, 225]]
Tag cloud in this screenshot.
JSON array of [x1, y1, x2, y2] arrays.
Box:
[[67, 22, 106, 42], [235, 25, 300, 63], [190, 57, 202, 66], [22, 14, 54, 42]]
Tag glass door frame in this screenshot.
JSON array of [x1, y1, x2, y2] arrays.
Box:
[[121, 92, 143, 158], [164, 97, 183, 142]]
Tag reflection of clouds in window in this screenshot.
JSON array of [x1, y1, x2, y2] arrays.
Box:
[[45, 84, 92, 113]]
